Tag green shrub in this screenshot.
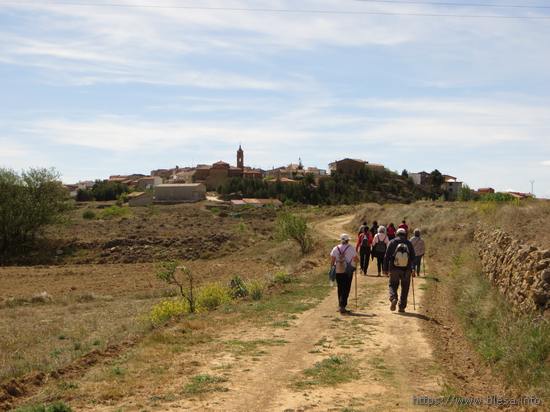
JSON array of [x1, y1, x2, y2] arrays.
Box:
[[196, 283, 232, 312], [0, 167, 69, 259], [13, 401, 72, 412], [229, 275, 248, 298], [247, 280, 264, 301], [100, 205, 132, 219], [276, 212, 313, 254], [156, 262, 197, 313], [479, 192, 515, 202], [273, 271, 293, 285], [82, 210, 96, 220], [150, 299, 188, 325]]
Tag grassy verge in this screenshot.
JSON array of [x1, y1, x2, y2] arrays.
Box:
[[293, 355, 360, 390], [450, 248, 550, 402], [182, 374, 229, 395]]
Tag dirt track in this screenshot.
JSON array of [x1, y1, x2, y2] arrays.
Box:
[[160, 214, 446, 411]]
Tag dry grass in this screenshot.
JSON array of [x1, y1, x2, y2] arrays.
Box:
[[0, 204, 287, 387]]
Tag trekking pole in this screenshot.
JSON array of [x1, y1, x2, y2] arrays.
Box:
[[411, 272, 416, 311]]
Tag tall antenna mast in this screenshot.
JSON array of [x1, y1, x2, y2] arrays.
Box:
[[530, 180, 535, 195]]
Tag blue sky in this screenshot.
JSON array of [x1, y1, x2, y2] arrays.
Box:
[[1, 1, 550, 196]]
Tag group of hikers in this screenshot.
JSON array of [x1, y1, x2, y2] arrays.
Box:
[[329, 219, 426, 315]]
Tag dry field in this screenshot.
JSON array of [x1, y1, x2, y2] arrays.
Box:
[[0, 203, 300, 410]]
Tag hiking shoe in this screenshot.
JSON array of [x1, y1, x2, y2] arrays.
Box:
[[339, 307, 346, 314], [390, 298, 398, 311], [398, 307, 406, 313]]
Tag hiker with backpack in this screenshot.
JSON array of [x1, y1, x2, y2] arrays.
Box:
[[371, 226, 390, 277], [356, 226, 373, 275], [358, 221, 368, 235], [410, 228, 425, 277], [398, 220, 409, 235], [370, 221, 379, 237], [330, 234, 359, 314], [384, 228, 416, 313], [387, 223, 397, 240]]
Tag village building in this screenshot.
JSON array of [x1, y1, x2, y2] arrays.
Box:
[[266, 159, 326, 180], [230, 198, 283, 208], [64, 184, 79, 198], [507, 191, 535, 200], [64, 180, 95, 198], [127, 191, 154, 207], [328, 158, 367, 175], [108, 174, 146, 188], [154, 183, 206, 203], [170, 168, 196, 184], [151, 168, 177, 181], [136, 176, 163, 191], [409, 171, 431, 186], [477, 187, 495, 195], [442, 175, 463, 200]]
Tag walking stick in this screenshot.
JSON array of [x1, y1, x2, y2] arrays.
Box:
[[411, 272, 416, 311]]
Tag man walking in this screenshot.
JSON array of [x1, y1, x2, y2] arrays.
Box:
[[383, 228, 416, 313], [330, 234, 359, 314], [410, 228, 426, 277]]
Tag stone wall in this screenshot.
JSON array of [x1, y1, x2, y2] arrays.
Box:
[[475, 228, 550, 316]]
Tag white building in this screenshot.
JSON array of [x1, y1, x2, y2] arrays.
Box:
[[154, 183, 206, 203]]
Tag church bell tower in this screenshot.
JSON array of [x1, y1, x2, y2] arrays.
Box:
[[237, 145, 244, 169]]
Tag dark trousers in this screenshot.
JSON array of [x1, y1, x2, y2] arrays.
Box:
[[359, 247, 371, 274], [336, 272, 353, 309], [389, 270, 412, 309], [414, 255, 423, 275], [372, 254, 384, 275]]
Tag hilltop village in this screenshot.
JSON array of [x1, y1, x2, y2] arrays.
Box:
[[64, 146, 532, 206]]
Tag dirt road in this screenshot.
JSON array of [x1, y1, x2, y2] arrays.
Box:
[[161, 214, 445, 411]]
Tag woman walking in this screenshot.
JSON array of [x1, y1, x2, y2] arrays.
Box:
[[371, 226, 390, 276], [387, 223, 396, 240], [356, 226, 372, 275]]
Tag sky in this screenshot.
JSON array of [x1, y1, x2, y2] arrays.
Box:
[[1, 0, 549, 197]]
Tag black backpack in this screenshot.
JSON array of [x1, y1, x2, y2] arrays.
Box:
[[373, 236, 387, 254]]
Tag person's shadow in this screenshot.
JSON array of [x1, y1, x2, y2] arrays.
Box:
[[395, 311, 441, 324], [347, 312, 377, 318]]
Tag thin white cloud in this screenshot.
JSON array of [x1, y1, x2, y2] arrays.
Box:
[[541, 160, 550, 167], [24, 96, 550, 157], [31, 117, 316, 153], [5, 0, 550, 87]]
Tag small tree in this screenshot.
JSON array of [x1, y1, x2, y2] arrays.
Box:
[[156, 261, 197, 313], [276, 212, 313, 255], [457, 184, 478, 201], [0, 167, 69, 259]]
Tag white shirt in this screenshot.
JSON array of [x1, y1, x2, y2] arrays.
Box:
[[330, 243, 357, 265]]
